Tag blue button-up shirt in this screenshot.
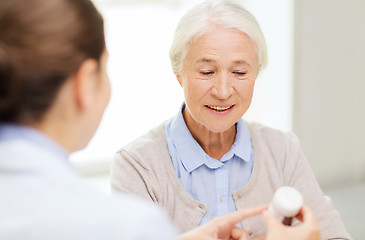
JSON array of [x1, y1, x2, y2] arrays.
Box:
[[165, 106, 254, 225]]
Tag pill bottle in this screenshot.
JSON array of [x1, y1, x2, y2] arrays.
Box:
[[268, 186, 303, 226]]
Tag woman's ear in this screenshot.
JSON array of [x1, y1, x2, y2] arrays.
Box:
[[73, 59, 99, 111], [175, 73, 183, 87]]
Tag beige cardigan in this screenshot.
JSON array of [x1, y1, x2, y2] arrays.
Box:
[[111, 121, 351, 239]]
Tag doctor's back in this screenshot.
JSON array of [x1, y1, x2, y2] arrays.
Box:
[[0, 0, 176, 239]]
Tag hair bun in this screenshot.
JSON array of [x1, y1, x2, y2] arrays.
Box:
[[0, 0, 104, 124]]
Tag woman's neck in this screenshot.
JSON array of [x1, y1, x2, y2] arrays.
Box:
[[30, 119, 73, 154], [182, 109, 236, 160]]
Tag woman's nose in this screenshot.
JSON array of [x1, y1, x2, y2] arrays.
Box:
[[211, 73, 233, 100]]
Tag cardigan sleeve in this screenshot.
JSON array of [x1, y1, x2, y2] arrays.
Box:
[[283, 133, 352, 240], [110, 149, 161, 203]]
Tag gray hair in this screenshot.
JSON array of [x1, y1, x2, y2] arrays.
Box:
[[169, 0, 267, 75]]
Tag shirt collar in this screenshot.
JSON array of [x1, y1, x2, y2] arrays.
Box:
[[0, 124, 69, 160], [225, 118, 252, 163], [169, 104, 252, 173]]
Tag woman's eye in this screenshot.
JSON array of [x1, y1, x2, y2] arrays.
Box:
[[234, 71, 246, 76], [200, 71, 214, 76]]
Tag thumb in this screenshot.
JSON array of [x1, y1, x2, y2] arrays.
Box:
[[262, 210, 281, 229], [300, 205, 318, 226]]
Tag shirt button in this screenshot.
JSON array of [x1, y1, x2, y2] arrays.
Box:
[[219, 196, 224, 202], [248, 229, 253, 235]]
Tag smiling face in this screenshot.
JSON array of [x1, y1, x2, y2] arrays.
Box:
[[177, 27, 259, 134]]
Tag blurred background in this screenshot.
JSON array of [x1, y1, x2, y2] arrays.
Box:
[[70, 0, 365, 238]]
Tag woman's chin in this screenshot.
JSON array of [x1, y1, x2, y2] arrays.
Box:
[[202, 122, 236, 134]]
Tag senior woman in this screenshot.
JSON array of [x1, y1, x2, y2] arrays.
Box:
[[111, 0, 352, 239]]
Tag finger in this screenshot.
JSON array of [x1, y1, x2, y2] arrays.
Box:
[[300, 205, 318, 225], [223, 205, 268, 226], [250, 234, 266, 240], [262, 210, 281, 229], [295, 205, 311, 222], [295, 208, 304, 222], [231, 226, 248, 240]]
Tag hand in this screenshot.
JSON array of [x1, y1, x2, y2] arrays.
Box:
[[179, 206, 267, 240], [250, 235, 266, 240], [263, 205, 321, 240]]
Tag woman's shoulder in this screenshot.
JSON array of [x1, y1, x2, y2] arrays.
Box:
[[244, 121, 305, 176], [245, 120, 300, 143], [244, 120, 302, 157]]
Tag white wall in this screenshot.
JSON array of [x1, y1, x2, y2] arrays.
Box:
[[293, 0, 365, 188]]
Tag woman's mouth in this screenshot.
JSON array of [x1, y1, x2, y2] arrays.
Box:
[[205, 105, 234, 112]]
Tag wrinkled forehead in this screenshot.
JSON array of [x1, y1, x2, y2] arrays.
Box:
[[183, 25, 259, 60], [183, 26, 259, 67]]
